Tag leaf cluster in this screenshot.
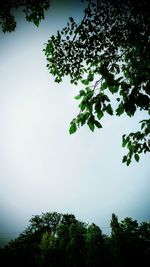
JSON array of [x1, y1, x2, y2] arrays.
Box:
[[0, 0, 51, 32], [122, 119, 150, 165], [44, 0, 150, 164]]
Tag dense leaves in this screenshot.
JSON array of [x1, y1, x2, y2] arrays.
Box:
[[0, 212, 150, 267], [122, 119, 150, 165], [44, 0, 150, 164], [0, 0, 51, 32]]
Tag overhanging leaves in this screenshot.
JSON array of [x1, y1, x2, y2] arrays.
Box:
[[44, 0, 149, 164], [2, 0, 149, 165]]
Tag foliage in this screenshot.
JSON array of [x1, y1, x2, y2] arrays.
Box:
[[122, 119, 150, 165], [0, 211, 150, 267], [110, 214, 150, 266], [0, 0, 51, 32], [0, 0, 150, 165], [44, 0, 150, 164], [85, 223, 105, 267]]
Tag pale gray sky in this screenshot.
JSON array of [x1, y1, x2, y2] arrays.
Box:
[[0, 0, 149, 247]]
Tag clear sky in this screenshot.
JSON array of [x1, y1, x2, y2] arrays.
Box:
[[0, 0, 149, 247]]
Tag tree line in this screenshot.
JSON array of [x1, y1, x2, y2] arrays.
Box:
[[0, 212, 150, 266]]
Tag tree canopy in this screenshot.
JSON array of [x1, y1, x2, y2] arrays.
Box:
[[0, 211, 150, 266], [44, 0, 150, 165], [1, 0, 150, 165]]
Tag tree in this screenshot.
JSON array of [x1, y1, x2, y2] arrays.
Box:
[[55, 214, 86, 267], [0, 212, 150, 267], [110, 214, 150, 267], [23, 212, 62, 235], [85, 223, 105, 267], [1, 0, 150, 165], [44, 0, 150, 165]]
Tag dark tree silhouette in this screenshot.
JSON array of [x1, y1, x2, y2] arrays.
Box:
[[0, 212, 150, 267], [110, 214, 150, 266], [85, 223, 105, 267]]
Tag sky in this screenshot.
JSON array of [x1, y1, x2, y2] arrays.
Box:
[[0, 0, 150, 247]]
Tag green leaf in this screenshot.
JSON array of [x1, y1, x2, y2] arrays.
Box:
[[97, 110, 104, 120], [85, 87, 92, 93], [79, 89, 86, 96], [95, 103, 103, 120], [88, 122, 95, 131], [122, 155, 127, 163], [109, 86, 118, 94], [69, 122, 77, 134], [126, 158, 131, 166], [106, 104, 113, 115], [134, 154, 140, 162], [74, 94, 82, 100], [100, 94, 110, 102], [87, 72, 94, 82], [69, 17, 74, 23], [127, 141, 132, 150], [87, 116, 95, 132], [80, 112, 89, 126], [101, 82, 108, 89], [94, 120, 102, 128], [116, 102, 124, 116], [81, 79, 89, 85], [124, 102, 136, 116], [141, 122, 146, 130], [79, 101, 86, 111], [122, 135, 130, 147]]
